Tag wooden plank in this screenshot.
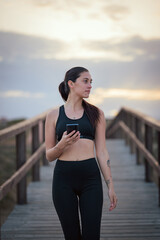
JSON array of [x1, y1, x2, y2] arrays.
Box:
[[1, 139, 160, 239]]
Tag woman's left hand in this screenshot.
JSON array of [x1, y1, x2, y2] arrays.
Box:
[[108, 188, 118, 211]]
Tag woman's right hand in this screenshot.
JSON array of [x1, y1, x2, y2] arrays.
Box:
[[59, 130, 80, 149]]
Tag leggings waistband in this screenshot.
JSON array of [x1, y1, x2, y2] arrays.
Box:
[[57, 157, 96, 163]]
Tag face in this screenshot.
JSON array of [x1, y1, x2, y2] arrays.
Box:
[[68, 71, 92, 98]]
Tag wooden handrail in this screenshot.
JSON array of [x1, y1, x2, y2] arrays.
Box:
[[106, 106, 160, 206], [0, 109, 52, 142], [0, 108, 53, 204], [107, 121, 160, 175], [1, 105, 159, 207], [0, 143, 45, 201], [121, 106, 160, 130], [106, 106, 160, 133]]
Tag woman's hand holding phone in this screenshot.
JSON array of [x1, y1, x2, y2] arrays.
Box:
[[59, 130, 80, 149]]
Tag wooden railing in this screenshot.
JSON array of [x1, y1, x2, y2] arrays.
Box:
[[0, 108, 52, 204], [106, 106, 160, 206], [1, 106, 160, 207]]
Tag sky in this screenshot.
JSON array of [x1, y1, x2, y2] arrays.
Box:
[[0, 0, 160, 121]]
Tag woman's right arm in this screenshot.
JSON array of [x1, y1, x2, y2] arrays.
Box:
[[45, 109, 63, 162], [45, 109, 80, 162]]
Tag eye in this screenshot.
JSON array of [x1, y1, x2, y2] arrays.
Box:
[[83, 79, 93, 84]]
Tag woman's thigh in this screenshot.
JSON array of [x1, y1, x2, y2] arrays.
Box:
[[52, 174, 82, 240], [79, 178, 103, 240]]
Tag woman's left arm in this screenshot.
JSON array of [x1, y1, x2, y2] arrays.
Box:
[[94, 108, 118, 211]]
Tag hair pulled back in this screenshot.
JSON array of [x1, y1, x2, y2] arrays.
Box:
[[58, 66, 101, 129]]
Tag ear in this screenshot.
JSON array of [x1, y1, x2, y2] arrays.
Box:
[[68, 80, 74, 88]]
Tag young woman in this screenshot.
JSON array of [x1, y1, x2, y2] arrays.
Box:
[[45, 66, 117, 240]]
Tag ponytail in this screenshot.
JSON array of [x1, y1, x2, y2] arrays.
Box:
[[82, 99, 100, 129], [58, 81, 68, 101]]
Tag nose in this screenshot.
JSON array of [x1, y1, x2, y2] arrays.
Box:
[[88, 82, 92, 89]]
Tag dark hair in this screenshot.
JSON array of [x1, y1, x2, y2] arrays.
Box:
[[58, 66, 101, 129]]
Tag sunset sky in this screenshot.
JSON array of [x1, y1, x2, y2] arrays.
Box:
[[0, 0, 160, 120]]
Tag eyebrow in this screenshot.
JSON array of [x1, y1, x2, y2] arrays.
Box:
[[83, 78, 93, 81]]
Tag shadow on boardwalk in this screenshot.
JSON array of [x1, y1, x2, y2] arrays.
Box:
[[1, 139, 160, 240]]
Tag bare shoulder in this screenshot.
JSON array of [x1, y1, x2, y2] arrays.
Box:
[[46, 105, 61, 127]]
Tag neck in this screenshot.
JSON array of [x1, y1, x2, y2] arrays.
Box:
[[65, 95, 83, 111]]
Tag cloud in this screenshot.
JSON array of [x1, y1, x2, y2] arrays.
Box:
[[32, 0, 53, 7], [32, 0, 93, 9], [83, 35, 160, 61], [0, 31, 67, 62], [102, 4, 130, 21], [0, 90, 45, 98], [88, 88, 160, 105], [3, 31, 158, 63]]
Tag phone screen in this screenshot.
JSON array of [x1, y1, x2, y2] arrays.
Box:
[[66, 123, 79, 134]]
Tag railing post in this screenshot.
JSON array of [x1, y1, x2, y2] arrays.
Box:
[[32, 124, 40, 181], [139, 120, 145, 164], [135, 118, 143, 165], [157, 130, 160, 207], [16, 132, 27, 204], [144, 124, 153, 182], [115, 115, 120, 138], [125, 113, 130, 146], [121, 111, 125, 140], [122, 111, 127, 145], [130, 115, 136, 154], [135, 117, 139, 164], [42, 119, 48, 166], [128, 114, 133, 153], [118, 113, 123, 139]]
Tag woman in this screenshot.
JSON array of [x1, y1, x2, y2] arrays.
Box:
[[45, 66, 117, 240]]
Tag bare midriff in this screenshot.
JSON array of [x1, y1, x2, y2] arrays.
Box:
[[58, 138, 95, 161]]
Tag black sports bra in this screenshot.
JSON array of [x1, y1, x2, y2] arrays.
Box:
[[55, 105, 95, 142]]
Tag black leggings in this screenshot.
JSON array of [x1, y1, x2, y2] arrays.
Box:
[[52, 157, 103, 240]]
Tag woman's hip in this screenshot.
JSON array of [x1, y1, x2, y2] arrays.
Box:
[[53, 157, 102, 186]]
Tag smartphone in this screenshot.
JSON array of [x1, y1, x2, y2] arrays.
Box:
[[66, 123, 79, 134]]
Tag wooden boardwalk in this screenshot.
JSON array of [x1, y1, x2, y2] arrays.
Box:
[[1, 139, 160, 240]]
